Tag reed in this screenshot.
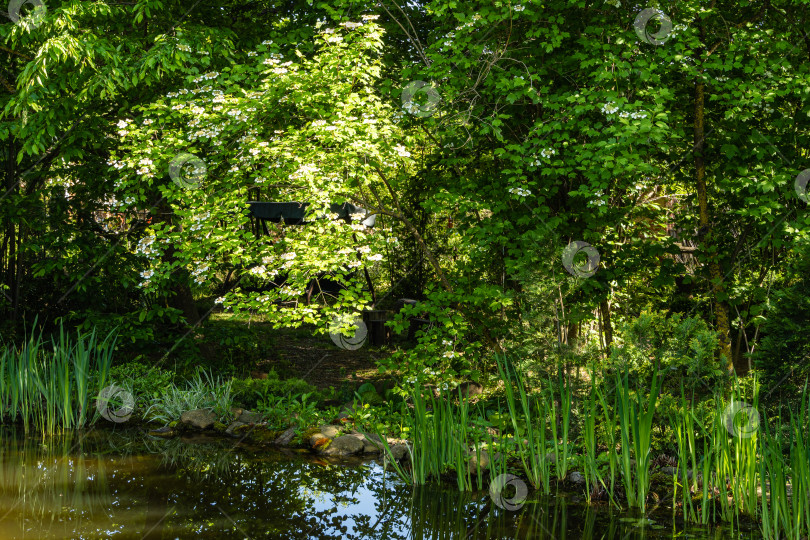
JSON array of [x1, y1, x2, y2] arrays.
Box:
[[614, 368, 661, 512], [495, 354, 551, 492], [0, 324, 116, 435]]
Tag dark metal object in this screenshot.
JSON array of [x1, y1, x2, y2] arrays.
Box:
[[362, 309, 390, 346], [247, 201, 376, 227]]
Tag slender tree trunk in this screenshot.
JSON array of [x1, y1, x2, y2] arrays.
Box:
[[600, 299, 613, 349], [694, 81, 735, 373]]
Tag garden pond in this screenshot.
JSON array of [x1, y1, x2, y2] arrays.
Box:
[[0, 427, 762, 539]]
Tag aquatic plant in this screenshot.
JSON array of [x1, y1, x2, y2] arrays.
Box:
[[143, 369, 233, 425], [0, 323, 116, 435]]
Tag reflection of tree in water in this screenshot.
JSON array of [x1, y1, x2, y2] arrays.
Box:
[[0, 430, 735, 539]]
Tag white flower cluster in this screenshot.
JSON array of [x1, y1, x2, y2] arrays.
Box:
[[514, 5, 525, 11], [263, 53, 283, 65], [192, 72, 219, 83], [247, 51, 258, 57], [347, 260, 361, 269], [602, 101, 648, 119], [601, 102, 619, 114], [136, 236, 160, 258], [509, 187, 532, 197], [190, 264, 209, 285], [367, 253, 383, 261], [394, 145, 411, 158], [108, 159, 125, 170], [540, 148, 556, 159], [340, 21, 363, 29], [176, 44, 191, 52], [136, 158, 153, 176], [587, 190, 607, 207], [262, 40, 273, 45], [361, 14, 379, 21]]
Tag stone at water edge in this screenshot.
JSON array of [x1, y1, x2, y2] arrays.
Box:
[[310, 433, 329, 447], [225, 421, 247, 437], [180, 409, 216, 430], [274, 426, 297, 446], [567, 471, 586, 485], [319, 434, 365, 456], [236, 410, 265, 424], [387, 443, 410, 461], [149, 426, 178, 438], [318, 425, 341, 439]]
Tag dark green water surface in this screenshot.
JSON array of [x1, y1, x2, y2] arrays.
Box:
[[0, 428, 761, 539]]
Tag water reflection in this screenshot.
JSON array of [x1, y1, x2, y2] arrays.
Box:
[[0, 428, 759, 539]]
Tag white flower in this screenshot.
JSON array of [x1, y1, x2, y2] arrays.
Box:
[[442, 339, 452, 346], [394, 145, 411, 158], [116, 120, 129, 129], [215, 297, 225, 304], [358, 246, 371, 254], [262, 40, 273, 45], [514, 5, 525, 11], [361, 14, 379, 21], [601, 102, 619, 115], [281, 252, 296, 261], [340, 21, 363, 29], [509, 187, 532, 197], [248, 51, 258, 57], [367, 253, 383, 261]]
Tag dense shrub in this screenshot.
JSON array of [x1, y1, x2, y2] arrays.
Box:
[[231, 372, 318, 409]]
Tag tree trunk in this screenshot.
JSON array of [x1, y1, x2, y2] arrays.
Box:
[[693, 81, 735, 373]]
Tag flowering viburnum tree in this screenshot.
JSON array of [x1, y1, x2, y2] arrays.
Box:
[[109, 20, 408, 330]]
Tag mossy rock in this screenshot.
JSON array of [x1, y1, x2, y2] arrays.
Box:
[[649, 473, 675, 489], [213, 421, 227, 433], [297, 426, 322, 444], [230, 423, 279, 443]]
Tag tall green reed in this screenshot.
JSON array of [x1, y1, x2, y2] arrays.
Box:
[[614, 368, 661, 512], [0, 324, 116, 435]]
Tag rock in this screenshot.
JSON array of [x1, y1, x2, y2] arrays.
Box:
[[213, 421, 227, 432], [467, 450, 490, 473], [236, 410, 264, 424], [568, 471, 586, 485], [459, 382, 483, 398], [545, 452, 557, 463], [359, 433, 385, 453], [310, 433, 328, 447], [660, 466, 678, 476], [148, 426, 178, 438], [180, 409, 216, 430], [319, 434, 365, 456], [274, 426, 297, 446], [225, 421, 247, 436], [387, 443, 410, 461], [318, 425, 341, 439]]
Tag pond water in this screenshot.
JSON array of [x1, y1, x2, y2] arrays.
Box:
[[0, 427, 761, 539]]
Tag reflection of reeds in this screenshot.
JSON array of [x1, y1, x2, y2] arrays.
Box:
[[0, 431, 112, 530], [0, 323, 116, 435], [142, 435, 237, 481]]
